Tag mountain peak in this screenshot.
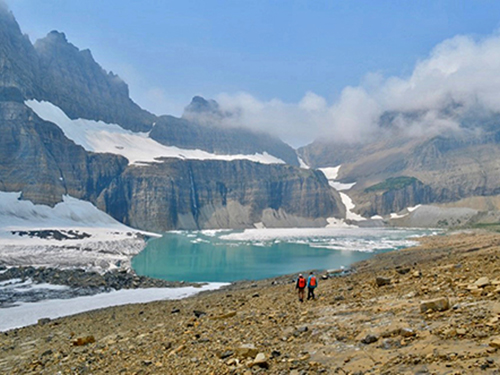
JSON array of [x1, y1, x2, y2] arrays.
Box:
[[44, 30, 68, 43], [184, 96, 220, 115]]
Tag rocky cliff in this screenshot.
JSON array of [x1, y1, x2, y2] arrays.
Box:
[[97, 159, 343, 231], [0, 97, 128, 206], [0, 5, 343, 230]]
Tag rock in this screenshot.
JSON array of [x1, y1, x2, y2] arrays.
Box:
[[168, 344, 185, 357], [41, 349, 53, 357], [212, 311, 237, 319], [399, 327, 416, 337], [361, 334, 378, 344], [413, 270, 422, 278], [396, 267, 411, 275], [38, 318, 51, 326], [271, 350, 281, 358], [218, 350, 234, 360], [171, 308, 180, 314], [490, 338, 500, 349], [456, 328, 466, 335], [475, 277, 490, 288], [193, 310, 206, 318], [251, 353, 269, 369], [376, 276, 391, 287], [420, 297, 450, 313], [72, 336, 95, 346], [235, 344, 258, 358]]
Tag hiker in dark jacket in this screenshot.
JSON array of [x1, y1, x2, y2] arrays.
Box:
[[296, 274, 306, 302], [307, 271, 318, 300]]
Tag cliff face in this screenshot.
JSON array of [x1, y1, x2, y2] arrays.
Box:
[[0, 7, 42, 97], [97, 159, 343, 231], [0, 98, 128, 206], [150, 114, 300, 166], [353, 178, 433, 217], [0, 6, 345, 231], [300, 121, 500, 217], [34, 31, 155, 132]]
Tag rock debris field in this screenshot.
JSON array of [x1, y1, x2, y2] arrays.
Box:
[[1, 230, 500, 374]]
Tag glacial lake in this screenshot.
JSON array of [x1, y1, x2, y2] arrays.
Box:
[[132, 227, 436, 282]]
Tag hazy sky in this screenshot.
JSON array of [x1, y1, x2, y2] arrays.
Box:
[[6, 0, 500, 146]]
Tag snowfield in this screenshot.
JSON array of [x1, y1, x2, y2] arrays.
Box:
[[25, 100, 286, 165], [0, 282, 227, 332], [0, 192, 157, 271]]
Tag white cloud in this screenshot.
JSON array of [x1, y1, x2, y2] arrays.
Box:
[[214, 32, 500, 147]]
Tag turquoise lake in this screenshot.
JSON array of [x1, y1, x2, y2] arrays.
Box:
[[132, 227, 435, 282]]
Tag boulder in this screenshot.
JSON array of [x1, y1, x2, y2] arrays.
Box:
[[474, 277, 490, 288], [361, 334, 378, 344], [376, 276, 391, 287], [72, 335, 95, 346], [489, 338, 500, 349], [251, 353, 269, 368], [420, 297, 450, 313], [235, 344, 258, 358]]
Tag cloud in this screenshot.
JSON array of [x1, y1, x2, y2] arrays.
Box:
[[214, 32, 500, 147]]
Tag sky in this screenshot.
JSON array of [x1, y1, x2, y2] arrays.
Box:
[[6, 0, 500, 147]]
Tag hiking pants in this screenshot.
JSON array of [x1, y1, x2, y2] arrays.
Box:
[[307, 287, 315, 300]]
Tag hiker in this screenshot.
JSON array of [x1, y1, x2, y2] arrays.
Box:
[[296, 273, 306, 302], [307, 271, 318, 300]]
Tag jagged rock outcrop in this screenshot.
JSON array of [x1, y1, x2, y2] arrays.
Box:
[[0, 99, 128, 206], [34, 31, 155, 132], [97, 159, 343, 231], [0, 5, 43, 97]]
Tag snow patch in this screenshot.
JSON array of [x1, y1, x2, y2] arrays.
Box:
[[319, 166, 356, 191], [319, 166, 340, 180], [407, 205, 421, 213], [25, 100, 285, 165], [0, 191, 157, 271], [298, 157, 310, 169], [339, 192, 366, 221], [0, 283, 227, 332]]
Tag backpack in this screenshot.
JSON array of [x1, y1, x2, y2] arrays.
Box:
[[298, 277, 306, 288], [309, 276, 317, 287]]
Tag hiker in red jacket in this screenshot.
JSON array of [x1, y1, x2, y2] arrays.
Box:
[[296, 274, 306, 302], [307, 271, 318, 300]]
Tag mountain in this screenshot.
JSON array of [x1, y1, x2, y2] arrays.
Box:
[[299, 111, 500, 221], [149, 96, 300, 166], [0, 6, 342, 231]]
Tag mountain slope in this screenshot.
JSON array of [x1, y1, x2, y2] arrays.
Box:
[[0, 5, 342, 231], [299, 116, 500, 218]]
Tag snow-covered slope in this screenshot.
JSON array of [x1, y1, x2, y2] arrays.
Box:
[[25, 100, 285, 165], [0, 192, 156, 271], [318, 166, 364, 221]]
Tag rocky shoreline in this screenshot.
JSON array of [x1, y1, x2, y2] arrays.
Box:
[[0, 266, 200, 308], [1, 230, 500, 374]]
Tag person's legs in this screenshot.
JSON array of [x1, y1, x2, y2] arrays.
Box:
[[307, 287, 312, 300], [298, 288, 304, 302]]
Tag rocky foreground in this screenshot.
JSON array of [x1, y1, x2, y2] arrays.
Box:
[[1, 231, 500, 374]]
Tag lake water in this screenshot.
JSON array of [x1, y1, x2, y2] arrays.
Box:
[[132, 227, 435, 282]]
